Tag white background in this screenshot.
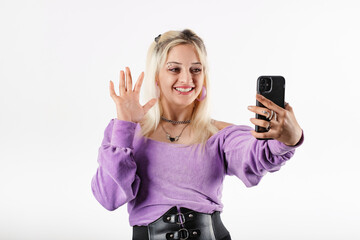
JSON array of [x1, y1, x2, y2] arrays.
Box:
[[1, 0, 359, 239]]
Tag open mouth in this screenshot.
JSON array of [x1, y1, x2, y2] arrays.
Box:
[[174, 87, 195, 94]]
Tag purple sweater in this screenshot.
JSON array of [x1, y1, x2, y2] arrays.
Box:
[[91, 119, 304, 226]]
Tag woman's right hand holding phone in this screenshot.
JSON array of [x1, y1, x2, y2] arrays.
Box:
[[109, 67, 157, 123], [248, 94, 303, 146]]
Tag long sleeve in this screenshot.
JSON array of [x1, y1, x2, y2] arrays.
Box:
[[222, 125, 304, 187], [91, 119, 141, 211]]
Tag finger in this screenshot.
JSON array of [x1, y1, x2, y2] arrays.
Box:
[[119, 70, 125, 95], [250, 130, 274, 139], [250, 118, 275, 129], [285, 102, 293, 113], [256, 94, 284, 113], [248, 106, 271, 118], [109, 80, 117, 98], [142, 98, 157, 114], [126, 67, 133, 92], [134, 72, 144, 93]]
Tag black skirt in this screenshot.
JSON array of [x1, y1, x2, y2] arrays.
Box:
[[132, 206, 232, 240]]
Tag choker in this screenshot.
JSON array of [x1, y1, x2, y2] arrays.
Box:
[[161, 116, 191, 125]]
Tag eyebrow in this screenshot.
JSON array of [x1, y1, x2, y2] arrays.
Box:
[[167, 61, 202, 65]]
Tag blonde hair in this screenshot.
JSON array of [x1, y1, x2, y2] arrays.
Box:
[[140, 29, 218, 146]]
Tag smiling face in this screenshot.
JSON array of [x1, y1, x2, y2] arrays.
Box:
[[157, 44, 204, 108]]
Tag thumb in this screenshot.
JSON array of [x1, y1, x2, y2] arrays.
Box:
[[143, 98, 157, 114]]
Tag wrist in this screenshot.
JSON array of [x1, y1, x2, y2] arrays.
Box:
[[117, 114, 132, 122], [117, 117, 132, 122], [284, 129, 303, 146]]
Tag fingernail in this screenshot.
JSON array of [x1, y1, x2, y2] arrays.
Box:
[[248, 106, 253, 110]]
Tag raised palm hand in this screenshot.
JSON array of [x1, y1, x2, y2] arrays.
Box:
[[109, 67, 157, 123]]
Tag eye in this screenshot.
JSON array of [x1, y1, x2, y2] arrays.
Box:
[[169, 68, 180, 73], [191, 68, 202, 74]]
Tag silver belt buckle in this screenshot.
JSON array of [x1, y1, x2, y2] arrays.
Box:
[[178, 228, 189, 240], [176, 212, 185, 224]]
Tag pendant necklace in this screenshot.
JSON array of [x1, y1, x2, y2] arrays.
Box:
[[161, 122, 190, 142], [160, 115, 191, 142]]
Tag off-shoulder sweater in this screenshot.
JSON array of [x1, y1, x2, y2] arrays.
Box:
[[91, 119, 304, 226]]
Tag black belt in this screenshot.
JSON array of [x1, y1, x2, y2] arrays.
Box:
[[132, 206, 231, 240]]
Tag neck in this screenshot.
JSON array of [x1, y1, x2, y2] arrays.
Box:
[[161, 101, 195, 122]]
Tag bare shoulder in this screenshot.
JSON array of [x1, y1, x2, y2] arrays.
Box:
[[211, 119, 235, 131]]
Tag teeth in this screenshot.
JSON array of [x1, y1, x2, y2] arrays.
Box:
[[175, 88, 193, 92]]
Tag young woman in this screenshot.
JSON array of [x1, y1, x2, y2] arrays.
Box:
[[91, 29, 304, 240]]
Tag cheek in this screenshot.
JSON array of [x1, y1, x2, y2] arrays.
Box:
[[195, 76, 205, 88], [159, 75, 177, 89]]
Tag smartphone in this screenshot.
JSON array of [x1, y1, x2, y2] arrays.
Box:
[[255, 76, 285, 140]]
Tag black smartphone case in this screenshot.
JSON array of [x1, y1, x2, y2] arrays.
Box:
[[255, 76, 285, 140]]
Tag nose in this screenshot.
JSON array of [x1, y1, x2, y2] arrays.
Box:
[[179, 70, 192, 84]]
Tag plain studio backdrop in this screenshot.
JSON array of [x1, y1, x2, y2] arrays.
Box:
[[0, 0, 359, 239]]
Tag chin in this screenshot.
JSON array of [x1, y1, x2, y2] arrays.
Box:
[[173, 98, 196, 107]]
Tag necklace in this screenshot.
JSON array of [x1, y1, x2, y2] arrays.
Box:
[[161, 115, 191, 125], [161, 122, 190, 142]]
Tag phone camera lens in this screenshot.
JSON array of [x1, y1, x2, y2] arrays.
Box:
[[260, 77, 272, 92]]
